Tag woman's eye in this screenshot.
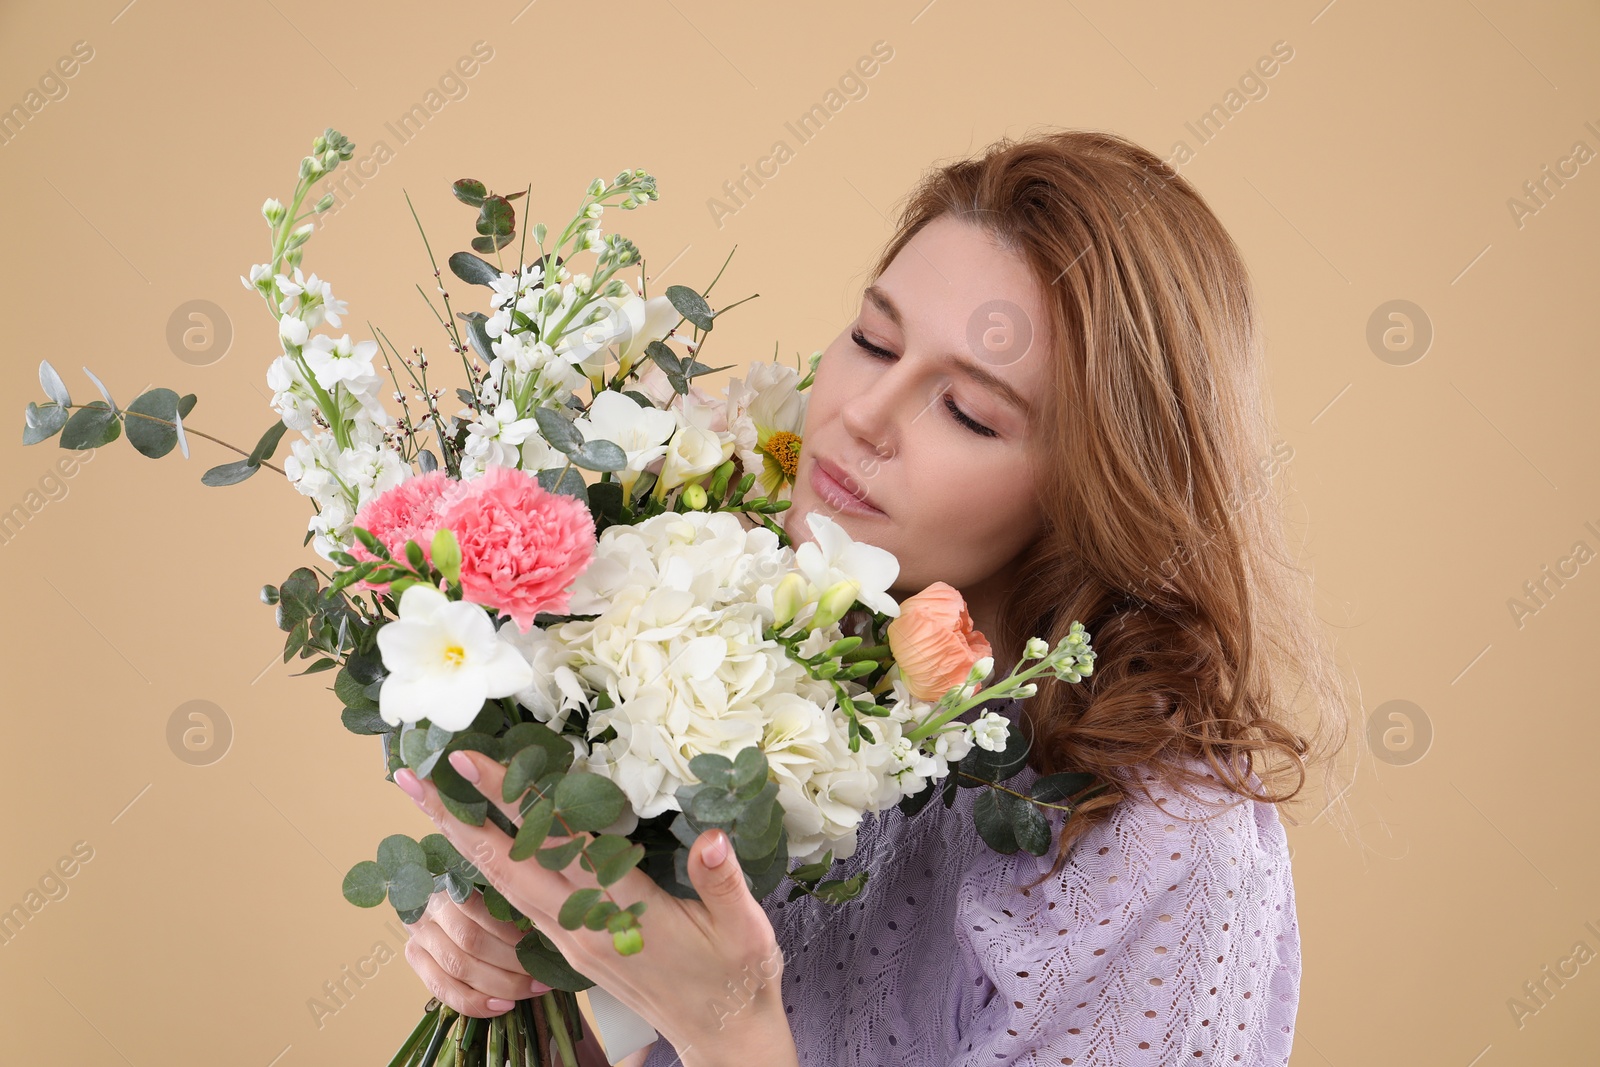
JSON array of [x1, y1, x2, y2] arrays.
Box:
[[849, 328, 998, 438]]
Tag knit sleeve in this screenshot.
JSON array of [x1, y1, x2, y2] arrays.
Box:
[[946, 766, 1301, 1066]]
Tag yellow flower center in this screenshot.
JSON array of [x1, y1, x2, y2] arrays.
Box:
[[442, 644, 466, 668], [763, 431, 802, 480]]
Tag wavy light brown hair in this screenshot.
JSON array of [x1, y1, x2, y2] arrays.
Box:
[[865, 128, 1352, 881]]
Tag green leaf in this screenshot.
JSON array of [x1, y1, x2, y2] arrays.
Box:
[[960, 723, 1031, 785], [202, 458, 260, 486], [471, 232, 515, 254], [342, 861, 387, 907], [476, 195, 515, 238], [60, 401, 120, 449], [732, 746, 767, 792], [551, 774, 627, 834], [897, 781, 936, 818], [421, 833, 479, 880], [376, 834, 429, 877], [582, 899, 621, 931], [812, 870, 869, 905], [39, 360, 71, 408], [448, 250, 501, 287], [558, 888, 603, 930], [536, 465, 590, 502], [1030, 771, 1094, 805], [336, 667, 380, 711], [584, 837, 644, 887], [687, 752, 735, 790], [567, 439, 626, 472], [665, 285, 714, 331], [452, 178, 488, 207], [536, 836, 586, 870], [81, 366, 116, 411], [126, 389, 184, 458], [509, 797, 555, 861], [515, 928, 595, 992], [687, 786, 744, 824], [502, 721, 573, 775], [1013, 799, 1054, 856], [459, 312, 495, 365], [503, 745, 550, 804], [22, 401, 68, 445], [533, 407, 582, 453], [275, 568, 319, 630], [387, 862, 435, 912], [973, 789, 1024, 854], [248, 420, 289, 464]]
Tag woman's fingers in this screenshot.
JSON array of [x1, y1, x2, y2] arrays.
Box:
[[424, 891, 528, 977], [405, 918, 545, 1015], [457, 888, 529, 948], [396, 766, 566, 929]]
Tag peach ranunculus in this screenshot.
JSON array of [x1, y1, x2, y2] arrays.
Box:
[[885, 582, 994, 701]]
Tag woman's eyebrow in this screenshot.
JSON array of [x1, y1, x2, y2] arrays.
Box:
[[862, 284, 1034, 417]]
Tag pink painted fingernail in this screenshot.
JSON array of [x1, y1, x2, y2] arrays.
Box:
[[530, 978, 552, 995], [395, 768, 425, 802], [448, 750, 481, 783], [486, 997, 515, 1012]]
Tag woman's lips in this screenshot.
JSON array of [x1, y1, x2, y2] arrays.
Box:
[[810, 457, 885, 517]]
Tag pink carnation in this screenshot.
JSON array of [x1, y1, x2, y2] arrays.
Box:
[[433, 465, 597, 633], [349, 470, 455, 593]]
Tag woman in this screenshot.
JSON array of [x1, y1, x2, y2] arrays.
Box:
[[393, 127, 1351, 1066]]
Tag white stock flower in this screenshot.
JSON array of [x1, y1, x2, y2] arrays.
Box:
[[338, 443, 410, 503], [279, 314, 310, 350], [375, 585, 535, 730], [274, 267, 347, 328], [972, 711, 1011, 752], [304, 333, 379, 389], [266, 355, 321, 433], [463, 399, 540, 470]]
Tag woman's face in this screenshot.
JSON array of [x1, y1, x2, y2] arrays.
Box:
[[784, 214, 1050, 610]]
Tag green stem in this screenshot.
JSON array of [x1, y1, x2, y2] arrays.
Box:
[[542, 991, 578, 1067], [903, 662, 1051, 745], [386, 1002, 441, 1067]]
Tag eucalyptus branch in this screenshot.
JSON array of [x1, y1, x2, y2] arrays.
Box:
[[96, 405, 288, 475]]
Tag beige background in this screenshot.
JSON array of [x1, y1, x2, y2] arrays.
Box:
[[2, 0, 1597, 1062]]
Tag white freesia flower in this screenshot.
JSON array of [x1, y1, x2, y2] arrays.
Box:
[[792, 511, 901, 619], [304, 333, 379, 389], [376, 585, 536, 730], [573, 390, 676, 498], [654, 417, 733, 496]]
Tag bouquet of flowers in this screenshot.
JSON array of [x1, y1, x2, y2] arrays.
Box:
[[18, 127, 1100, 1067]]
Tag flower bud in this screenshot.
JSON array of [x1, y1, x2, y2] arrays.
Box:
[[312, 193, 336, 213], [1024, 636, 1049, 660], [587, 177, 606, 197], [966, 655, 994, 683], [1014, 683, 1038, 698], [772, 572, 807, 628], [811, 578, 860, 631], [682, 484, 708, 510], [262, 198, 286, 226]]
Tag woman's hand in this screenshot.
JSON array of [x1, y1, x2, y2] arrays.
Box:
[[402, 887, 643, 1067], [393, 751, 800, 1067], [403, 886, 551, 1018]]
